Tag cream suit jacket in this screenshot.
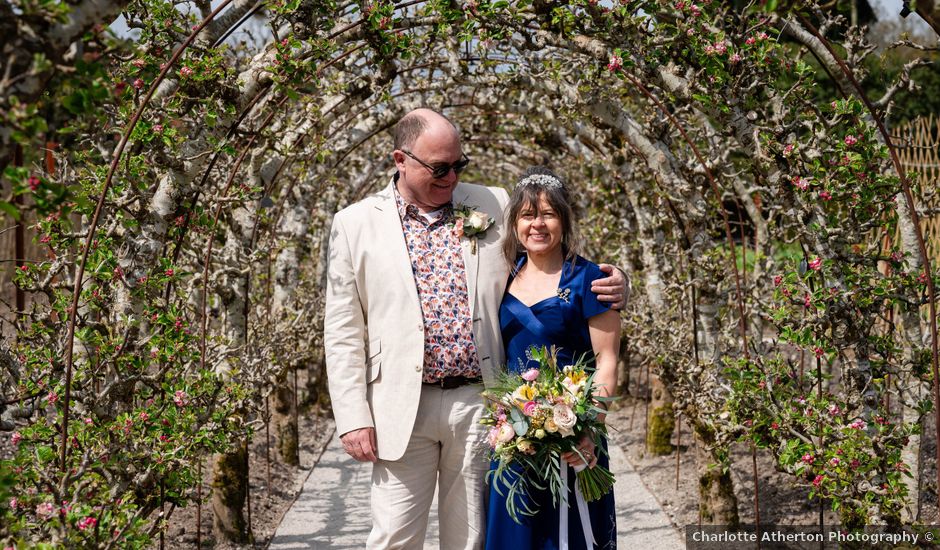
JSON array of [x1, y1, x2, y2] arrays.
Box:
[[324, 180, 511, 461]]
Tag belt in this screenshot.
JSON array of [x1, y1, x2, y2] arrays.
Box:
[[423, 375, 483, 389]]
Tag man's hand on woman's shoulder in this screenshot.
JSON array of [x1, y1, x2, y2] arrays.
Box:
[[593, 264, 630, 310]]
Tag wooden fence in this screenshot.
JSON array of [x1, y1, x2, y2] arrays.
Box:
[[893, 114, 940, 264]]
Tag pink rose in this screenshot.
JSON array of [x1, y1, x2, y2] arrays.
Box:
[[453, 217, 464, 238], [808, 257, 822, 271], [521, 369, 539, 382], [496, 423, 515, 444], [523, 401, 538, 417]]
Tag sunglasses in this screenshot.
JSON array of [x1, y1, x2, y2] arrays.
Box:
[[401, 150, 470, 179]]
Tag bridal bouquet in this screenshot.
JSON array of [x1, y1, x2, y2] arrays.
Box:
[[481, 345, 615, 522]]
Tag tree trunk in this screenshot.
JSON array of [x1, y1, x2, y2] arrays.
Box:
[[647, 375, 675, 455], [694, 425, 739, 526], [210, 446, 248, 543], [272, 373, 299, 466]]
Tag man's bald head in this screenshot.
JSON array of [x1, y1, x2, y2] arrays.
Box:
[[393, 108, 460, 150]]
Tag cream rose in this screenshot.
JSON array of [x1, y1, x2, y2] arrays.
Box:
[[516, 439, 535, 455], [552, 403, 577, 437], [467, 210, 490, 231]]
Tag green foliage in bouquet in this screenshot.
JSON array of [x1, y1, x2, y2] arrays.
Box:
[[481, 346, 615, 523]]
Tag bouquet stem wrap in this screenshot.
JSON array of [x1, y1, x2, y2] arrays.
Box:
[[560, 458, 595, 550]]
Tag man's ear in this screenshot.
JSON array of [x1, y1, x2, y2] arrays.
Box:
[[392, 150, 407, 172]]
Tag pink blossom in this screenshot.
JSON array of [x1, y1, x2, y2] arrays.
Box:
[[174, 390, 188, 407], [686, 28, 695, 36], [849, 419, 865, 430], [39, 234, 51, 244], [819, 190, 832, 201], [521, 369, 539, 382], [9, 498, 17, 510], [133, 78, 145, 90], [813, 347, 825, 358], [165, 268, 174, 277], [179, 66, 194, 78], [793, 176, 810, 190], [850, 459, 860, 468], [714, 41, 727, 55], [132, 59, 146, 69], [757, 32, 769, 40], [844, 135, 858, 146], [607, 54, 623, 72], [523, 401, 538, 416], [453, 217, 464, 238], [773, 275, 783, 286], [153, 124, 163, 133], [47, 391, 59, 404], [84, 417, 93, 425], [703, 44, 716, 56], [78, 516, 97, 530], [28, 175, 41, 191], [137, 275, 148, 284], [139, 411, 149, 422], [801, 453, 814, 464], [783, 143, 795, 156], [803, 293, 811, 308], [830, 457, 840, 466], [729, 53, 742, 64], [159, 434, 169, 442], [808, 257, 822, 271], [690, 4, 701, 16], [812, 474, 824, 487], [745, 36, 756, 45], [771, 422, 779, 430], [35, 502, 55, 518]]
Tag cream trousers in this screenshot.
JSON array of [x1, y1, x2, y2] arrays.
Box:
[[366, 383, 487, 549]]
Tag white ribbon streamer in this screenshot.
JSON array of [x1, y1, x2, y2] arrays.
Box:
[[559, 457, 595, 549]]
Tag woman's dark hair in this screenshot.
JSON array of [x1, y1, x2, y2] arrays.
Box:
[[502, 166, 581, 271]]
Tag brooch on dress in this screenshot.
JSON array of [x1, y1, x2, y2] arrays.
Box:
[[556, 288, 571, 303]]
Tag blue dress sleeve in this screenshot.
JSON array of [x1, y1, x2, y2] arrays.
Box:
[[576, 258, 612, 320]]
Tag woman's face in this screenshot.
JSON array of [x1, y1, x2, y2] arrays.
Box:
[[515, 194, 564, 258]]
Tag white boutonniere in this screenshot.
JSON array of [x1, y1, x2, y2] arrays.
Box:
[[453, 204, 494, 254]]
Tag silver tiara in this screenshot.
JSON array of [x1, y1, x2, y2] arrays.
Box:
[[517, 174, 563, 189]]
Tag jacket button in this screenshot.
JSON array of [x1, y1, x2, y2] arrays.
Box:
[[417, 324, 423, 331], [415, 365, 422, 372]]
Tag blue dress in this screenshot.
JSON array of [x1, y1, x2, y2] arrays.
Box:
[[485, 255, 617, 550]]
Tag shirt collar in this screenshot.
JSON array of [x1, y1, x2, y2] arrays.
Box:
[[393, 174, 454, 224]]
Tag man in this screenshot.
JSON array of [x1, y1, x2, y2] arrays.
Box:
[[324, 108, 625, 549]]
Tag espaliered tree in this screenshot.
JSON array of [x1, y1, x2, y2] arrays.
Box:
[[2, 0, 939, 546]]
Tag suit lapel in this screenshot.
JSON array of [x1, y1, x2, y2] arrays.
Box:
[[453, 185, 480, 319], [374, 181, 421, 305]]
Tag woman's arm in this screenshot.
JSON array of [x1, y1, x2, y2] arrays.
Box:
[[562, 308, 621, 468], [588, 308, 621, 407]]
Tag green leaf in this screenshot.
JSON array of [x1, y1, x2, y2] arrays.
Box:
[[0, 201, 21, 221]]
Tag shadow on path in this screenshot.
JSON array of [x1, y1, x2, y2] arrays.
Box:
[[269, 423, 680, 549]]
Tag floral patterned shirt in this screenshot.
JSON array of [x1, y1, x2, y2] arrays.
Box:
[[395, 186, 481, 383]]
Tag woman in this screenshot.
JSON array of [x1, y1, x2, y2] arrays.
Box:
[[485, 166, 620, 549]]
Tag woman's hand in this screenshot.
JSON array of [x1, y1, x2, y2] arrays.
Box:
[[561, 434, 598, 469]]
